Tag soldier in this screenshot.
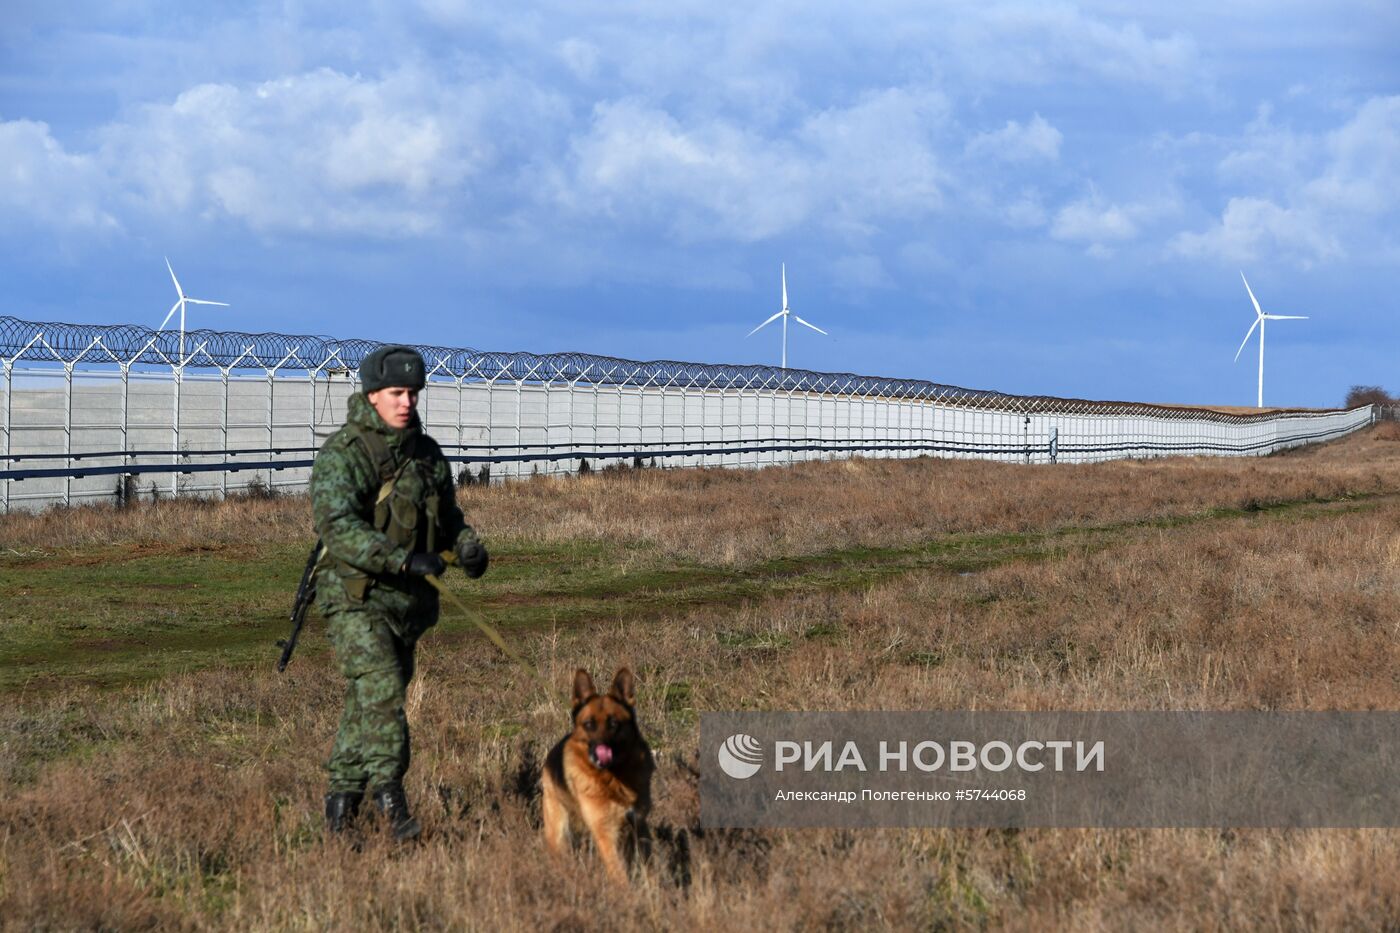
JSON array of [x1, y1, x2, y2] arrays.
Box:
[[310, 344, 489, 841]]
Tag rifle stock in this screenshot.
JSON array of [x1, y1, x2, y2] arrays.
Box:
[[277, 541, 324, 672], [277, 547, 457, 672]]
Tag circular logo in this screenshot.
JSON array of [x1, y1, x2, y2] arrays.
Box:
[[717, 733, 764, 779]]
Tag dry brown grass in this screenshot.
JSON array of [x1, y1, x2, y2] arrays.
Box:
[[7, 423, 1400, 563], [1370, 420, 1400, 442], [3, 427, 1399, 930]]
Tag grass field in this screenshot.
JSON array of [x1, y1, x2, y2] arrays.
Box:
[[3, 423, 1399, 929]]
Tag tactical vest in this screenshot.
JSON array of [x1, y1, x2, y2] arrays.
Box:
[[335, 426, 441, 601]]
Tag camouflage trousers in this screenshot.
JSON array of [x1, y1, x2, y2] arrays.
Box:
[[324, 604, 422, 794]]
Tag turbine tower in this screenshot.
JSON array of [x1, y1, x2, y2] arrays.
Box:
[[745, 263, 827, 369], [1233, 271, 1307, 409], [158, 257, 229, 358]]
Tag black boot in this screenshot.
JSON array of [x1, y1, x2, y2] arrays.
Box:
[[324, 791, 364, 835], [371, 782, 421, 841]]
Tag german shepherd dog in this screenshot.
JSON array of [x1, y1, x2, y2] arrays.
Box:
[[541, 668, 654, 881]]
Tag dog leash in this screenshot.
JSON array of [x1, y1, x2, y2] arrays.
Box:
[[424, 560, 555, 700]]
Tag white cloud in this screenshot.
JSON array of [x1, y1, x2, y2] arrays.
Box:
[[96, 67, 543, 235], [406, 1, 1207, 100], [1, 67, 567, 239], [1172, 95, 1399, 264], [1001, 191, 1049, 229], [5, 64, 955, 248], [966, 114, 1063, 163], [0, 3, 1228, 259], [552, 86, 949, 242], [896, 238, 953, 274], [0, 119, 118, 232], [831, 253, 893, 289], [1050, 189, 1182, 256], [1305, 95, 1400, 216], [2, 2, 1385, 285], [1169, 196, 1341, 265], [800, 87, 949, 232], [557, 37, 601, 80], [1215, 103, 1321, 194], [556, 99, 810, 241], [1051, 196, 1139, 243], [946, 3, 1203, 92]]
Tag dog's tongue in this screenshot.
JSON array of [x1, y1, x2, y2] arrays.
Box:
[[593, 744, 613, 767]]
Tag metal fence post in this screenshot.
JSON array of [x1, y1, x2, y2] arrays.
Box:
[[485, 372, 497, 485], [262, 345, 298, 493], [265, 366, 274, 491], [172, 356, 181, 498], [592, 373, 600, 468], [63, 359, 74, 506], [456, 373, 465, 479], [220, 345, 254, 498], [1, 358, 11, 514]]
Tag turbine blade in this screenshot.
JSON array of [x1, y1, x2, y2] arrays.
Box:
[[1233, 317, 1260, 362], [1239, 270, 1262, 317], [166, 257, 184, 298], [781, 263, 788, 310], [746, 309, 785, 337], [158, 299, 182, 331], [1264, 314, 1307, 320], [186, 298, 230, 307], [792, 315, 828, 335]]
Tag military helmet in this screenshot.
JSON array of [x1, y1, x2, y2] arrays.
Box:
[[359, 345, 426, 392]]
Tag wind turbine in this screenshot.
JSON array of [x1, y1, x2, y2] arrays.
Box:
[[745, 263, 827, 369], [1233, 271, 1307, 409], [157, 257, 229, 358]]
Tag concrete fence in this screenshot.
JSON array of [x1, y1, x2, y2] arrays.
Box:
[[1, 315, 1378, 512]]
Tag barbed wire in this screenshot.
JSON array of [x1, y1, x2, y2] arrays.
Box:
[[1, 314, 1342, 423]]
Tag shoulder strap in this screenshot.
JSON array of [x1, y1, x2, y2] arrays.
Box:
[[354, 430, 398, 483], [355, 431, 423, 529]]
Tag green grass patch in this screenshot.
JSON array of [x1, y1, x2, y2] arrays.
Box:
[[717, 630, 793, 652], [905, 650, 947, 668], [803, 622, 842, 640], [2, 488, 1392, 696]]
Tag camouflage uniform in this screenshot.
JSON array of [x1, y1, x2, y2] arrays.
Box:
[[310, 390, 472, 797]]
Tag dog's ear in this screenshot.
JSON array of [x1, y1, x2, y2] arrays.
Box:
[[572, 669, 597, 707], [608, 668, 636, 707]]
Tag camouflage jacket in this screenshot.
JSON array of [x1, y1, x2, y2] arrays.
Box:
[[310, 392, 469, 612]]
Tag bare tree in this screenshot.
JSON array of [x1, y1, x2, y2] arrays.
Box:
[[1345, 385, 1392, 408]]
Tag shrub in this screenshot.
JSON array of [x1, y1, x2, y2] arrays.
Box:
[[243, 476, 277, 500], [113, 474, 138, 510], [1345, 385, 1392, 407]]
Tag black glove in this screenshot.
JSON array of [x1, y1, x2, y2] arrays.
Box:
[[403, 552, 447, 577], [455, 529, 489, 579]]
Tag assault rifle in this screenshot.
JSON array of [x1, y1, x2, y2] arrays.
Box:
[[277, 541, 324, 672]]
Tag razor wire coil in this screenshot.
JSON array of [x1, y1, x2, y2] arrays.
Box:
[[0, 315, 1343, 423]]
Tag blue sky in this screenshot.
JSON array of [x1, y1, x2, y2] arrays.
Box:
[[2, 2, 1396, 407]]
